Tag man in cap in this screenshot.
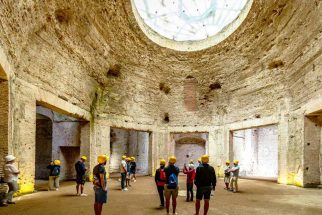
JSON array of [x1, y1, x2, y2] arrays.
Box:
[[164, 156, 180, 215], [229, 160, 240, 193], [93, 154, 109, 215], [120, 155, 127, 191], [130, 156, 137, 182], [75, 155, 88, 196], [224, 160, 231, 190], [3, 155, 20, 205], [194, 155, 216, 215], [155, 159, 166, 208], [47, 159, 61, 191]]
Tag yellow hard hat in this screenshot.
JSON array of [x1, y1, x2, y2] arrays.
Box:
[[131, 156, 135, 161], [160, 159, 166, 165], [201, 155, 209, 163], [169, 156, 177, 164], [198, 158, 201, 162], [54, 160, 61, 166], [81, 156, 87, 161], [122, 155, 127, 159], [98, 155, 108, 164], [234, 160, 239, 164], [226, 160, 230, 164]]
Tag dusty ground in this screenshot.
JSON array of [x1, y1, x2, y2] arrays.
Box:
[[1, 176, 322, 215]]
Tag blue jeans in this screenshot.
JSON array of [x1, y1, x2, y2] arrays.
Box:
[[121, 173, 126, 189]]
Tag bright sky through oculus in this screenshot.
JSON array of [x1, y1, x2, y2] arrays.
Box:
[[133, 0, 249, 42]]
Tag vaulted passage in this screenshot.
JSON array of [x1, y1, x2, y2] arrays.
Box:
[[231, 125, 278, 180], [109, 128, 151, 175], [35, 105, 90, 182], [172, 132, 208, 169]]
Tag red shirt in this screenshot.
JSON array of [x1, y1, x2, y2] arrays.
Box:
[[183, 167, 196, 184]]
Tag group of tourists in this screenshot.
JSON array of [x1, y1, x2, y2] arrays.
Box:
[[119, 155, 137, 191], [46, 155, 89, 196], [224, 160, 240, 193], [1, 153, 240, 215], [155, 155, 216, 215]]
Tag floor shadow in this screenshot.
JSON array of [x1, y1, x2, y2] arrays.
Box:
[[59, 194, 78, 197]]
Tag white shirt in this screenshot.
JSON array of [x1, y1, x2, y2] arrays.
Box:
[[4, 163, 19, 182], [120, 160, 126, 173]]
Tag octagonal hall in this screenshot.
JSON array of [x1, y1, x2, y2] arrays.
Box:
[[0, 1, 322, 215]]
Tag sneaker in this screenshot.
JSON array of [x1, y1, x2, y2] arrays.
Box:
[[80, 193, 88, 197], [134, 180, 137, 182], [124, 188, 128, 191], [55, 188, 59, 191]]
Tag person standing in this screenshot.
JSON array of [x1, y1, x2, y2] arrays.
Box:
[[93, 155, 109, 215], [155, 159, 166, 208], [183, 160, 196, 202], [164, 156, 180, 215], [130, 157, 137, 182], [47, 160, 61, 191], [4, 155, 20, 205], [120, 155, 127, 191], [126, 157, 131, 188], [224, 160, 231, 190], [75, 155, 88, 196], [194, 155, 216, 215], [229, 160, 240, 193]]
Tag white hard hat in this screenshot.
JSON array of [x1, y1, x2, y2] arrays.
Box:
[[5, 155, 16, 162]]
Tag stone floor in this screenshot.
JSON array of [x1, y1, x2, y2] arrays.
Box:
[[1, 176, 322, 215]]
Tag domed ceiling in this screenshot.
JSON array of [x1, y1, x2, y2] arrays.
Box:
[[0, 0, 321, 121]]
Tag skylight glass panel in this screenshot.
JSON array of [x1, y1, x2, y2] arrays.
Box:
[[133, 0, 249, 42]]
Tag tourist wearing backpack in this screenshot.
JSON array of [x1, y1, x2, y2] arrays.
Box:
[[194, 155, 216, 215], [155, 159, 166, 208], [47, 160, 61, 191], [164, 156, 180, 215]]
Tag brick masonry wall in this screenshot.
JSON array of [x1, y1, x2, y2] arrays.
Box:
[[0, 80, 8, 177]]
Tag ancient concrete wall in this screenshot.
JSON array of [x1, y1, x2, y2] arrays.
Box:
[[303, 116, 322, 186], [0, 80, 8, 177]]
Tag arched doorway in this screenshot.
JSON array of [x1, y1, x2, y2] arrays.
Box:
[[173, 132, 208, 170]]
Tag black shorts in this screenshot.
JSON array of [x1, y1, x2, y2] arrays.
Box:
[[76, 175, 86, 184], [196, 186, 212, 200]]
